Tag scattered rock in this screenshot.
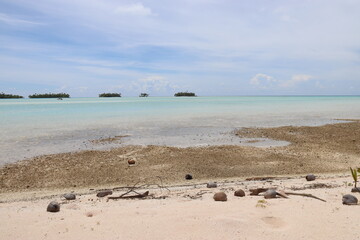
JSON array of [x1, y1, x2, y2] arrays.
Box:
[[63, 193, 76, 200], [306, 174, 316, 181], [96, 190, 113, 197], [185, 174, 193, 180], [213, 192, 227, 201], [47, 201, 60, 213], [264, 189, 277, 199], [351, 187, 360, 193], [234, 189, 245, 197], [342, 194, 358, 205], [206, 182, 217, 188], [128, 159, 136, 165]]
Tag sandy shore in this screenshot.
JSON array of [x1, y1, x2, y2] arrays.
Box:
[[1, 120, 360, 239], [1, 175, 359, 240]]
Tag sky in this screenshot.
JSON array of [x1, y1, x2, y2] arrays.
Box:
[[0, 0, 360, 97]]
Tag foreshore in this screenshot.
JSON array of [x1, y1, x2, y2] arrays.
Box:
[[0, 120, 359, 239]]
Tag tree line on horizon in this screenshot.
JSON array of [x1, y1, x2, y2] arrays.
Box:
[[1, 91, 197, 99]]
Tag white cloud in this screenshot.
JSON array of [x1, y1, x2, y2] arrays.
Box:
[[250, 73, 278, 89], [251, 73, 314, 89], [0, 13, 42, 25], [114, 3, 153, 16], [280, 74, 313, 88]]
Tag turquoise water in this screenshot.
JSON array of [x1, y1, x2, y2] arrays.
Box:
[[1, 96, 360, 164]]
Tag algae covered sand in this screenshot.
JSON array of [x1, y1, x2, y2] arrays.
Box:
[[1, 121, 359, 192]]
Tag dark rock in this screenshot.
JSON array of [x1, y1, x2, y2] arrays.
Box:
[[234, 189, 245, 197], [47, 201, 60, 212], [63, 193, 76, 200], [342, 194, 358, 205], [351, 187, 360, 193], [306, 174, 316, 181], [128, 159, 136, 165], [264, 189, 277, 199], [206, 182, 217, 188], [96, 190, 113, 197], [213, 192, 227, 201], [185, 174, 193, 180]]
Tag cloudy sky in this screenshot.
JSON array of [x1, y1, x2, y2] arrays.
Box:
[[0, 0, 359, 97]]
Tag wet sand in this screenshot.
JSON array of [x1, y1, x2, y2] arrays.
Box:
[[1, 120, 359, 193]]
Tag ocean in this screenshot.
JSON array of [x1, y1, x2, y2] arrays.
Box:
[[1, 96, 360, 165]]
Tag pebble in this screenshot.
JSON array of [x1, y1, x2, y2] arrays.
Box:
[[96, 190, 113, 197], [351, 187, 360, 193], [128, 159, 136, 165], [47, 201, 60, 213], [213, 192, 227, 201], [185, 174, 193, 180], [342, 194, 358, 205], [264, 189, 277, 199], [306, 174, 316, 181], [206, 182, 217, 188], [234, 189, 245, 197], [63, 193, 76, 200]]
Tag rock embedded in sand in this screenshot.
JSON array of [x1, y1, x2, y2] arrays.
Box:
[[306, 174, 316, 181], [47, 201, 60, 212], [63, 193, 76, 200], [128, 159, 136, 165], [342, 194, 358, 205], [234, 189, 245, 197], [351, 187, 360, 193], [96, 190, 113, 197], [185, 174, 193, 180], [213, 192, 227, 201], [264, 189, 277, 199], [206, 182, 217, 188]]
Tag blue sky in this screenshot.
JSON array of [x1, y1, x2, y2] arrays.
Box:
[[0, 0, 359, 97]]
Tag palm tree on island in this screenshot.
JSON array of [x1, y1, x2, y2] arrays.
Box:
[[99, 93, 121, 97], [174, 91, 197, 97]]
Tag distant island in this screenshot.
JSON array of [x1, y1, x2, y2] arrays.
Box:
[[99, 93, 121, 97], [174, 92, 197, 97], [0, 92, 24, 99], [139, 93, 149, 97], [28, 93, 70, 98]]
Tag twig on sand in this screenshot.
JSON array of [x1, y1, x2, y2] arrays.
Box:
[[108, 191, 149, 200], [249, 187, 326, 202], [284, 192, 327, 202]]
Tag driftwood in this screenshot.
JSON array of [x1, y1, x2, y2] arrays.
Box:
[[284, 192, 326, 202], [250, 188, 274, 195], [249, 187, 326, 202], [246, 177, 276, 181], [108, 191, 149, 200]]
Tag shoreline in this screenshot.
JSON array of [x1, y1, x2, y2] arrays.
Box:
[[1, 120, 359, 194]]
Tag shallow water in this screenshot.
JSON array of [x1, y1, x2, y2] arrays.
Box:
[[1, 96, 360, 164]]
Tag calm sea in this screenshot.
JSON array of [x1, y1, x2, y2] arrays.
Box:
[[1, 96, 360, 164]]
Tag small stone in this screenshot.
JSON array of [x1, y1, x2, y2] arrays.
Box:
[[63, 193, 76, 200], [351, 187, 360, 193], [213, 192, 227, 201], [342, 194, 358, 205], [47, 201, 60, 212], [185, 174, 193, 180], [234, 189, 245, 197], [264, 189, 277, 199], [96, 190, 113, 197], [128, 159, 136, 165], [305, 174, 316, 181], [206, 182, 217, 188]]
